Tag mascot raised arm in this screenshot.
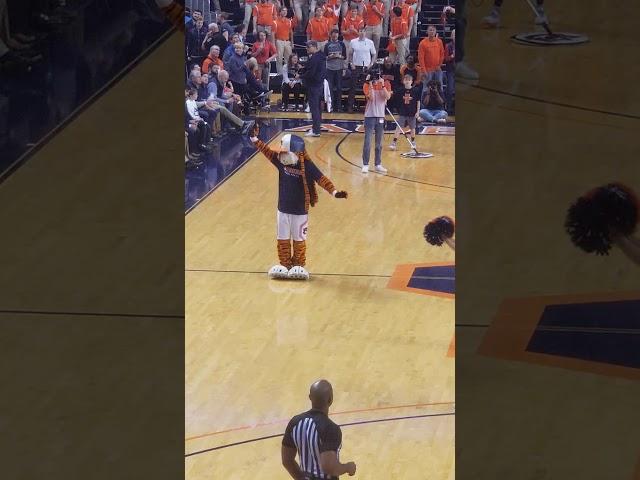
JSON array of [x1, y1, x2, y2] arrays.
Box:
[[249, 124, 348, 280]]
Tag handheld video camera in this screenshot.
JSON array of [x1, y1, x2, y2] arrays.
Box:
[[365, 64, 382, 83]]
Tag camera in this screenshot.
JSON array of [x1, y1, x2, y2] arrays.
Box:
[[365, 65, 382, 82]]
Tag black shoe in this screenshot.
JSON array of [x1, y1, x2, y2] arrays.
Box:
[[241, 120, 255, 135]]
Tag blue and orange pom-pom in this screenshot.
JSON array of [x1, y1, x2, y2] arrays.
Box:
[[424, 216, 455, 246], [565, 183, 638, 255]]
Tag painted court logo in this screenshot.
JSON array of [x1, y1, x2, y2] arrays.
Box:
[[511, 32, 589, 46]]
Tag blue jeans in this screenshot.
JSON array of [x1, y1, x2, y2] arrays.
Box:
[[326, 69, 343, 112], [363, 116, 384, 166], [307, 84, 323, 134], [418, 109, 448, 122]]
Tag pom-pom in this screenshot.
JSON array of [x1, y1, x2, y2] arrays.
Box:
[[565, 183, 638, 255], [424, 216, 455, 246]]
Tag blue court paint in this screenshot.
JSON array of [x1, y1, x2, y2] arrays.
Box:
[[407, 265, 455, 295], [526, 300, 640, 369]]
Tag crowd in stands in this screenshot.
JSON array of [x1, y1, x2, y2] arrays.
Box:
[[185, 0, 456, 161]]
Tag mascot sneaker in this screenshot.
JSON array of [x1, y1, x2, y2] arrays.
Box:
[[268, 264, 289, 279], [288, 266, 310, 280]]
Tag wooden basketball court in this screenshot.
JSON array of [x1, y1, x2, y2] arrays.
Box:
[[458, 1, 640, 478], [185, 124, 455, 477]]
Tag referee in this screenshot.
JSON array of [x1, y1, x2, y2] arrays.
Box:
[[282, 380, 357, 479]]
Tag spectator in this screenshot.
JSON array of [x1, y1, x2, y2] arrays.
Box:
[[362, 0, 384, 52], [361, 73, 391, 174], [216, 69, 243, 115], [186, 8, 203, 31], [202, 45, 224, 75], [417, 24, 444, 95], [199, 73, 211, 100], [380, 0, 392, 39], [253, 0, 277, 35], [348, 26, 375, 69], [251, 30, 276, 88], [302, 40, 326, 137], [236, 24, 248, 44], [201, 23, 218, 55], [272, 7, 295, 74], [242, 0, 256, 32], [380, 56, 401, 110], [341, 5, 363, 68], [324, 28, 346, 112], [202, 22, 228, 55], [390, 74, 420, 150], [281, 54, 306, 111], [396, 0, 416, 39], [185, 87, 214, 148], [418, 80, 447, 124], [218, 12, 235, 36], [246, 57, 272, 96], [226, 42, 250, 96], [347, 26, 375, 113], [223, 33, 241, 63], [444, 28, 455, 114], [388, 6, 408, 65], [320, 0, 339, 30], [349, 0, 364, 15], [399, 54, 421, 84], [292, 0, 311, 32], [186, 16, 208, 65], [186, 70, 203, 94], [306, 7, 329, 51]]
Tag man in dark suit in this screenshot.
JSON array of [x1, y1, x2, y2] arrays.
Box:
[[302, 40, 326, 137]]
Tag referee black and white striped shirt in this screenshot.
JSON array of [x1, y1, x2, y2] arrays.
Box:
[[282, 409, 343, 480]]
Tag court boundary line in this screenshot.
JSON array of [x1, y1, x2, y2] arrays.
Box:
[[0, 25, 177, 186], [185, 411, 455, 457], [471, 85, 640, 121], [186, 400, 455, 442], [0, 308, 183, 319], [185, 268, 391, 278], [334, 133, 456, 190], [185, 128, 283, 215]]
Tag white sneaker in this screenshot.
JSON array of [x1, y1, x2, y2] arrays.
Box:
[[389, 142, 397, 151], [361, 165, 369, 173], [455, 61, 479, 81], [482, 8, 500, 28], [375, 164, 388, 174], [534, 9, 548, 25], [305, 131, 320, 137], [288, 265, 309, 280], [437, 118, 447, 124], [268, 264, 289, 279]]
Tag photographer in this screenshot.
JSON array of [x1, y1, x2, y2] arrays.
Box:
[[302, 40, 326, 137], [418, 80, 448, 124], [361, 69, 391, 174]]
